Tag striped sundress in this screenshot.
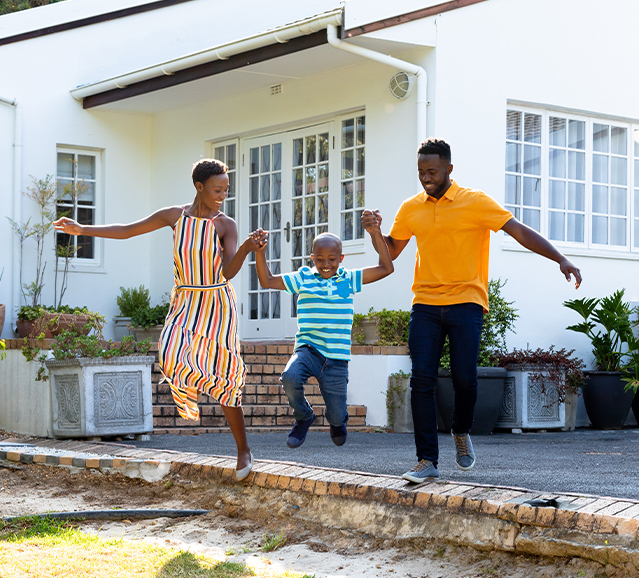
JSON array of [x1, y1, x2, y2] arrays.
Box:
[[158, 211, 246, 420]]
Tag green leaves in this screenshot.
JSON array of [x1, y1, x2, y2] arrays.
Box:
[[564, 289, 637, 372]]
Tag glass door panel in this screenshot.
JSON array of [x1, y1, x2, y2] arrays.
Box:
[[241, 123, 333, 337]]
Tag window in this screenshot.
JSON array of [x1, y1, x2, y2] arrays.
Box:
[[340, 115, 365, 241], [248, 142, 282, 320], [55, 148, 99, 261], [291, 132, 329, 272], [213, 141, 238, 220], [505, 108, 638, 252]]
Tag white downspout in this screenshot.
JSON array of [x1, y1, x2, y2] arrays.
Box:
[[0, 95, 23, 335], [326, 24, 427, 148]]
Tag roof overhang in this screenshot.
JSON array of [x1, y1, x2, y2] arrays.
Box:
[[71, 8, 343, 109]]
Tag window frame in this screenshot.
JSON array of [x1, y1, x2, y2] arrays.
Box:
[[211, 139, 239, 222], [55, 145, 104, 271], [337, 110, 366, 254], [504, 105, 639, 258]]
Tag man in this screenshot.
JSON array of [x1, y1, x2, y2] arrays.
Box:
[[363, 138, 581, 483]]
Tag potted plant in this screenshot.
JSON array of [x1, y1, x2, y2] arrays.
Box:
[[22, 316, 155, 439], [436, 278, 518, 435], [352, 308, 410, 346], [131, 300, 170, 342], [16, 305, 52, 338], [564, 289, 637, 429], [114, 285, 150, 341], [496, 346, 585, 431], [387, 369, 412, 433]]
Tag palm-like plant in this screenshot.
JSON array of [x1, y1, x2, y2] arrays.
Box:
[[563, 289, 634, 372]]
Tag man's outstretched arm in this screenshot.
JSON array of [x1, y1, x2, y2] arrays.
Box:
[[501, 218, 582, 289]]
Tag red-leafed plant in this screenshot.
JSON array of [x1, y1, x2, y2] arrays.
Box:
[[498, 346, 586, 404]]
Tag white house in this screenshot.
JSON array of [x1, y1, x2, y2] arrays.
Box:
[[1, 0, 638, 372]]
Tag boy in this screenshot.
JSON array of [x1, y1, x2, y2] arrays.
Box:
[[254, 218, 393, 448]]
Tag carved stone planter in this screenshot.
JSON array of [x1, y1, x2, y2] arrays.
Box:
[[45, 356, 155, 439], [496, 366, 578, 431]]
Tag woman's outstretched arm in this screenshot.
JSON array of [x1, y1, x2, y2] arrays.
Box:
[[53, 206, 182, 239]]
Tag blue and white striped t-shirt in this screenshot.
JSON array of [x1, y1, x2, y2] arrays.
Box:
[[281, 266, 363, 361]]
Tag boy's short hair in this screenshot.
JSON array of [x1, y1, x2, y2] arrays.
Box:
[[312, 232, 342, 253], [192, 158, 228, 185], [417, 138, 451, 163]]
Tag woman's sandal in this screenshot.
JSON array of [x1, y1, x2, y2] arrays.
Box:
[[235, 452, 254, 481]]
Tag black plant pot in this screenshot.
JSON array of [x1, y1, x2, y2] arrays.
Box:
[[582, 371, 634, 430], [435, 367, 507, 435], [633, 392, 639, 425]]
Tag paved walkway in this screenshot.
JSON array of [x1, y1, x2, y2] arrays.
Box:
[[2, 429, 639, 572], [124, 428, 639, 500]]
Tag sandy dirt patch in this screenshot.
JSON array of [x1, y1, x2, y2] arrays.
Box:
[[0, 462, 627, 578]]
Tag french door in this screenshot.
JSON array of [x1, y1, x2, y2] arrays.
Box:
[[241, 123, 334, 338]]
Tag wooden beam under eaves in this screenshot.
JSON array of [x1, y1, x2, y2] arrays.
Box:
[[344, 0, 489, 38]]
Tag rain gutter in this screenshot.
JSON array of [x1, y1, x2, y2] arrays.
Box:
[[70, 8, 343, 102], [0, 95, 23, 332], [326, 24, 427, 148]]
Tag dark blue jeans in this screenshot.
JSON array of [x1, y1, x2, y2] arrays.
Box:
[[408, 303, 483, 466], [280, 344, 349, 427]]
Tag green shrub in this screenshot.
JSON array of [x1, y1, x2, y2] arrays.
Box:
[[352, 308, 410, 346], [131, 302, 170, 329], [116, 285, 151, 317]]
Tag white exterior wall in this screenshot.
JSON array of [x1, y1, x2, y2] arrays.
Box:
[[1, 0, 638, 375], [423, 0, 639, 367]]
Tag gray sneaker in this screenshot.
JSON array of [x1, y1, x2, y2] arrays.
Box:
[[402, 459, 440, 484], [452, 432, 476, 470]]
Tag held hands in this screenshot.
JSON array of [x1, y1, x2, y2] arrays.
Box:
[[361, 209, 382, 234], [248, 228, 268, 252], [53, 217, 82, 236]]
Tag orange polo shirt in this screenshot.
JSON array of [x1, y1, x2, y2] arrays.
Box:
[[389, 180, 513, 312]]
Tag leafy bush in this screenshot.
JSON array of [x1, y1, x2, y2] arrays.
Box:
[[131, 302, 170, 330], [564, 289, 636, 372], [498, 346, 585, 402], [352, 308, 410, 346], [0, 0, 65, 15], [116, 285, 151, 317]]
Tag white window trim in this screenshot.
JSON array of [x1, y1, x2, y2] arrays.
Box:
[[208, 138, 240, 224], [503, 105, 639, 260], [337, 110, 366, 254], [55, 145, 105, 273]]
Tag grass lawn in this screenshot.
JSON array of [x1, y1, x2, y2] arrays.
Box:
[[0, 516, 314, 578]]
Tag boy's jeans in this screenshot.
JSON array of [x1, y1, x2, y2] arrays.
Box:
[[280, 344, 349, 427], [408, 303, 483, 467]]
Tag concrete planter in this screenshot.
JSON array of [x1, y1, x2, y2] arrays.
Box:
[[496, 366, 578, 431], [388, 374, 412, 433], [133, 325, 163, 343], [113, 316, 133, 341], [352, 318, 379, 345], [45, 356, 155, 439]]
